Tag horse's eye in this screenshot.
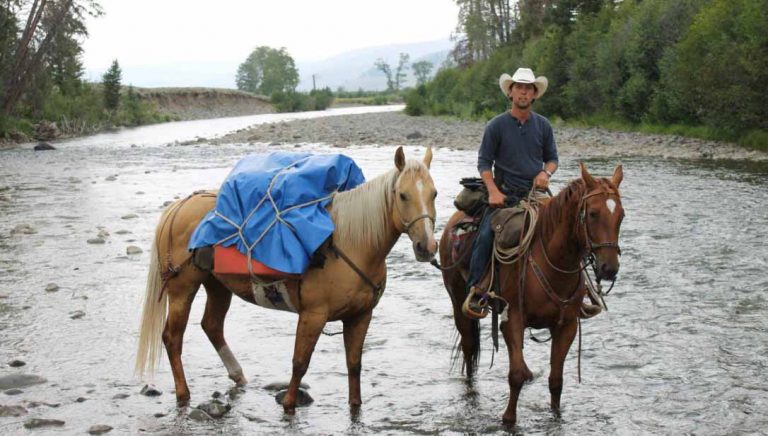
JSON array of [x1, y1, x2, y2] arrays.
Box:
[[400, 193, 408, 202], [588, 210, 599, 219]]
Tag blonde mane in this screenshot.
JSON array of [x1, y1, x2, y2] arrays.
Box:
[[331, 159, 428, 250]]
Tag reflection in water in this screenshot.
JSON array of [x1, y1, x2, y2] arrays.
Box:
[[0, 114, 767, 434]]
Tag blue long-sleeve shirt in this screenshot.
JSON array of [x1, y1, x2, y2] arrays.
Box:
[[477, 111, 558, 191]]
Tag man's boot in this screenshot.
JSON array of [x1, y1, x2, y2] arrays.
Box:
[[579, 299, 603, 319], [462, 268, 493, 320]]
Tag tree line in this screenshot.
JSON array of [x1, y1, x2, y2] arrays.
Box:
[[408, 0, 767, 148], [0, 1, 164, 141]]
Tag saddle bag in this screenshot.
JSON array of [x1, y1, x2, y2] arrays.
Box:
[[453, 177, 487, 216], [491, 204, 528, 250]]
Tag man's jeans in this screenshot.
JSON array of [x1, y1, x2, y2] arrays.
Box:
[[466, 193, 524, 291]]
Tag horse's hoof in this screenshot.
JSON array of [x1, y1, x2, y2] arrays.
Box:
[[176, 398, 190, 408], [234, 377, 247, 387], [502, 414, 517, 426]]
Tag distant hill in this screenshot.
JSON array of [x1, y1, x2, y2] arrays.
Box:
[[296, 39, 452, 91], [85, 39, 452, 91]]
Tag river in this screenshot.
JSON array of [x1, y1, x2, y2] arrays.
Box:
[[1, 108, 766, 434]]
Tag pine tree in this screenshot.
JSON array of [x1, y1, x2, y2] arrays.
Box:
[[102, 59, 121, 111]]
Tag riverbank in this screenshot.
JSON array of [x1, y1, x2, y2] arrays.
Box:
[[211, 111, 768, 161]]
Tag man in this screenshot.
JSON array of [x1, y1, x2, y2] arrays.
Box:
[[462, 67, 600, 319]]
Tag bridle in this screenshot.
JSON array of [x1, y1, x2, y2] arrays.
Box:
[[392, 184, 435, 234], [578, 186, 623, 258]]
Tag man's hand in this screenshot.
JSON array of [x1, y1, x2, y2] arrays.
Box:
[[533, 171, 550, 190], [488, 190, 506, 208]]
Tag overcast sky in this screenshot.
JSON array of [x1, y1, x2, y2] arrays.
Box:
[[82, 0, 459, 70]]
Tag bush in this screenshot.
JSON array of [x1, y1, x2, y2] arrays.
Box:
[[404, 85, 428, 116]]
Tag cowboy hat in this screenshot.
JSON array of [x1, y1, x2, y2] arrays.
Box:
[[499, 68, 548, 99]]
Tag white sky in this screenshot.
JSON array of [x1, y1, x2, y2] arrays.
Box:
[[82, 0, 459, 69]]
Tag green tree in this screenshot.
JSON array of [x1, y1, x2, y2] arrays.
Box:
[[374, 58, 394, 91], [394, 53, 410, 91], [653, 0, 767, 131], [236, 46, 298, 95], [412, 60, 434, 86], [102, 59, 121, 112]]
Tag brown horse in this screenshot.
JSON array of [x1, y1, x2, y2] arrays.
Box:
[[439, 163, 624, 424], [135, 146, 437, 412]]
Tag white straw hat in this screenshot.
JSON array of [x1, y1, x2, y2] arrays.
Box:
[[499, 68, 548, 99]]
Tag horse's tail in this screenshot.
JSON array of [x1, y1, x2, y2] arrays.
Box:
[[135, 209, 172, 379], [449, 319, 481, 376]]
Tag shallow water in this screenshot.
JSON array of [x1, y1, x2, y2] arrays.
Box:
[[1, 111, 767, 434]]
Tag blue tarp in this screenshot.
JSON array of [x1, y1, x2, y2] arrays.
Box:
[[189, 152, 366, 274]]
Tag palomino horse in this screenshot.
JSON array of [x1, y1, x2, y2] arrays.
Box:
[[439, 163, 623, 424], [136, 147, 437, 412]]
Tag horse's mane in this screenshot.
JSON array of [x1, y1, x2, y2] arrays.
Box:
[[331, 159, 429, 250], [537, 176, 618, 238]]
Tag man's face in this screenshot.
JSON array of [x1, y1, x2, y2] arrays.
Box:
[[508, 82, 537, 109]]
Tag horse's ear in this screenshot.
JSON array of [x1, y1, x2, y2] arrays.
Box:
[[611, 164, 623, 188], [395, 146, 405, 172], [423, 147, 433, 169], [580, 162, 597, 189]]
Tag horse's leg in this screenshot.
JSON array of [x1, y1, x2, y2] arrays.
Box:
[[443, 272, 480, 377], [549, 319, 577, 415], [162, 281, 199, 406], [283, 309, 328, 413], [501, 309, 530, 425], [342, 310, 373, 407], [201, 278, 246, 386]]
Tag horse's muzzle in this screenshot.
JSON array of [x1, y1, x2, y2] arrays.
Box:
[[596, 260, 619, 281], [413, 239, 437, 262]]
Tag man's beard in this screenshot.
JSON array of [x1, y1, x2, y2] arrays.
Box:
[[511, 98, 531, 109]]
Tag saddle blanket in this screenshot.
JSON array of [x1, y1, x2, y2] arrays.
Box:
[[189, 152, 365, 275]]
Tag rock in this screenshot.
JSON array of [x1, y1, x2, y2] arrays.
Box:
[[5, 388, 24, 395], [33, 121, 60, 140], [9, 359, 26, 367], [275, 388, 313, 407], [24, 418, 65, 429], [406, 131, 424, 140], [115, 230, 131, 235], [196, 399, 231, 418], [112, 393, 130, 400], [263, 381, 309, 391], [87, 237, 106, 244], [88, 424, 113, 434], [140, 384, 162, 396], [33, 142, 56, 151], [121, 214, 138, 220], [153, 412, 166, 418], [242, 413, 267, 423], [76, 396, 87, 402], [105, 175, 117, 181], [97, 229, 110, 238], [11, 224, 36, 235], [68, 177, 81, 184], [0, 374, 47, 390], [69, 310, 85, 320], [45, 283, 59, 292], [187, 409, 211, 421], [126, 246, 142, 255], [0, 405, 27, 417]]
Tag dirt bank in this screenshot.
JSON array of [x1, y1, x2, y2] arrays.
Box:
[[137, 87, 274, 120], [213, 111, 768, 161]]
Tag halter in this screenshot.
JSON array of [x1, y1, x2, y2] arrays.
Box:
[[392, 187, 435, 234], [578, 186, 622, 257]]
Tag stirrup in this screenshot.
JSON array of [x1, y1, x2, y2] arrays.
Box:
[[462, 286, 490, 320], [579, 302, 603, 319]]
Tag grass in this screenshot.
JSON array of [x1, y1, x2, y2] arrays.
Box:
[[562, 115, 768, 153]]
